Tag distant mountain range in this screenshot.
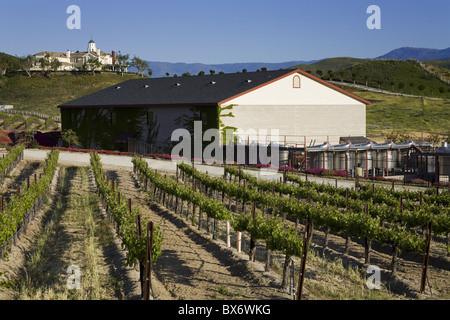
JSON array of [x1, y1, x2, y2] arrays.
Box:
[[376, 47, 450, 61], [127, 47, 450, 78]]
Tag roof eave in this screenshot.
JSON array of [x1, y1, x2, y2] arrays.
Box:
[[57, 102, 220, 109]]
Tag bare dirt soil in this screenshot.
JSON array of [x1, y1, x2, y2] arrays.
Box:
[[104, 166, 291, 300]]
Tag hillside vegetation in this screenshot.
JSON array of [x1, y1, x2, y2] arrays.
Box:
[[0, 72, 143, 117], [335, 85, 450, 140], [293, 59, 450, 99], [290, 57, 366, 74]]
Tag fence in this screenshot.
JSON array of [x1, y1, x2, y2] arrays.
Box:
[[1, 109, 61, 123]]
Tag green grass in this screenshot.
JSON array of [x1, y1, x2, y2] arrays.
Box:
[[0, 72, 143, 117], [338, 86, 450, 139], [425, 59, 450, 71]]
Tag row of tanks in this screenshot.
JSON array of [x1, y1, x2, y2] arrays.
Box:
[[304, 140, 450, 177]]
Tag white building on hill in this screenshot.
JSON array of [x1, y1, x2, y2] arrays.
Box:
[[32, 40, 115, 71]]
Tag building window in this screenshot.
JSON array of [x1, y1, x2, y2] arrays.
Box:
[[293, 75, 301, 88], [110, 111, 117, 125], [147, 111, 154, 126], [70, 111, 76, 124]]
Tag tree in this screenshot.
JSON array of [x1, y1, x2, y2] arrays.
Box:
[[39, 53, 51, 76], [337, 70, 345, 83], [50, 58, 62, 72], [61, 129, 81, 148], [364, 75, 369, 87], [327, 70, 334, 81], [390, 81, 395, 91], [198, 71, 205, 76], [116, 51, 130, 76], [0, 53, 22, 75], [0, 56, 9, 75], [87, 57, 102, 75], [165, 72, 170, 77], [316, 69, 323, 78], [377, 80, 383, 89], [131, 56, 149, 77], [209, 70, 215, 75], [21, 55, 36, 77]]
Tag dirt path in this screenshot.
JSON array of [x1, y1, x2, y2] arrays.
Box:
[[104, 166, 291, 300], [0, 165, 141, 300]]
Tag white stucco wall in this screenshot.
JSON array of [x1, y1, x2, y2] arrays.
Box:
[[221, 72, 367, 146]]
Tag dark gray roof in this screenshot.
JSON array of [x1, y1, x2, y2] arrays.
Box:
[[59, 69, 298, 108], [58, 68, 370, 108]]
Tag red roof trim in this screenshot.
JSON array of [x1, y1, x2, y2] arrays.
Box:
[[218, 69, 371, 106]]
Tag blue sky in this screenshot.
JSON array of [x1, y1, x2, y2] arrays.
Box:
[[0, 0, 449, 64]]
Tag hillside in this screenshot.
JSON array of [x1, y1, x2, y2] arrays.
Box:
[[290, 57, 366, 75], [334, 84, 450, 139], [322, 59, 450, 99], [0, 72, 143, 117]]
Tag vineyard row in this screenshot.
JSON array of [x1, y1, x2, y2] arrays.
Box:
[[0, 148, 59, 258], [175, 162, 450, 277]]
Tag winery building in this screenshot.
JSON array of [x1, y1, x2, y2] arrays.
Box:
[[58, 69, 370, 152]]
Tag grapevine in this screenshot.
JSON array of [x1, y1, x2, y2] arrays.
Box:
[[0, 149, 59, 252], [90, 152, 163, 267], [133, 158, 305, 260]]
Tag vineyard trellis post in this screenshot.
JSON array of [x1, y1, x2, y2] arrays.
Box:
[[420, 221, 432, 295], [249, 201, 256, 262], [136, 213, 145, 298], [144, 221, 154, 300], [296, 220, 312, 300]]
